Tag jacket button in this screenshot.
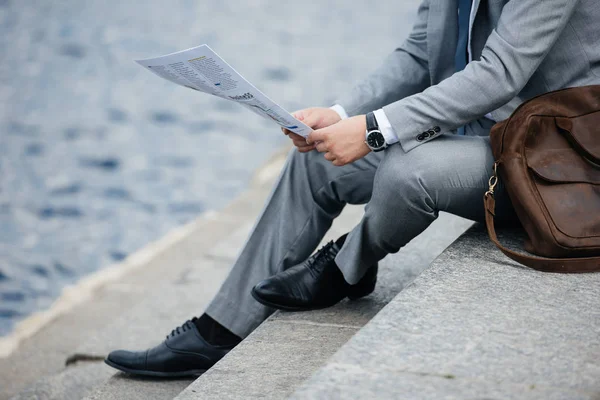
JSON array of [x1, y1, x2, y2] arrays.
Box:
[[433, 126, 441, 133], [427, 129, 436, 136], [417, 133, 425, 141]]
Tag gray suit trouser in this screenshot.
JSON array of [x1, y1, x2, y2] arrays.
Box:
[[205, 121, 517, 338]]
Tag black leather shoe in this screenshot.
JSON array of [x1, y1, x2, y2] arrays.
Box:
[[251, 236, 377, 311], [104, 319, 234, 377]]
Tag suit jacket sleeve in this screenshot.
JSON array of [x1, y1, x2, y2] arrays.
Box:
[[333, 0, 431, 116], [384, 0, 580, 152]]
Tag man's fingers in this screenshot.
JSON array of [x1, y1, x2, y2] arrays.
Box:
[[308, 129, 327, 144], [324, 152, 336, 162], [292, 110, 305, 121], [294, 138, 315, 150], [316, 141, 328, 153], [286, 132, 304, 141], [287, 131, 309, 148], [297, 145, 315, 153], [293, 109, 323, 128], [293, 139, 308, 147], [301, 112, 321, 129]]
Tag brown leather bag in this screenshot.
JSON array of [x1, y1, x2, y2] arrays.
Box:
[[484, 85, 600, 272]]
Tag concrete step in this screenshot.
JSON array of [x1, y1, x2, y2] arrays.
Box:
[[80, 204, 366, 400], [9, 363, 113, 400], [290, 225, 600, 400], [174, 213, 472, 400]]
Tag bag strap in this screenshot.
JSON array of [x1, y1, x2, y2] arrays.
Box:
[[484, 193, 600, 273]]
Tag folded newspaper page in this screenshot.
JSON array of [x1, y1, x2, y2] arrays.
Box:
[[136, 45, 312, 137]]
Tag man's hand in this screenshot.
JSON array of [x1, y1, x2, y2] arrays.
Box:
[[307, 115, 371, 166], [283, 107, 342, 153]]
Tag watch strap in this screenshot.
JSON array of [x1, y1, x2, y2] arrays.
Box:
[[366, 112, 379, 131]]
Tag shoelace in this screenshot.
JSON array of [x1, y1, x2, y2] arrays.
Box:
[[306, 241, 338, 275], [167, 318, 196, 339]]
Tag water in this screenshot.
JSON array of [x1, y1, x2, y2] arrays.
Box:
[[0, 0, 419, 335]]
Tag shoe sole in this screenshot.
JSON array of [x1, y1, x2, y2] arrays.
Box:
[[104, 358, 207, 378], [250, 285, 375, 312]]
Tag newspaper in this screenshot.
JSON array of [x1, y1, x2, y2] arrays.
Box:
[[136, 45, 312, 137]]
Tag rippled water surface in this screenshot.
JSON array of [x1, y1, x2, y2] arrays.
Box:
[[0, 0, 419, 335]]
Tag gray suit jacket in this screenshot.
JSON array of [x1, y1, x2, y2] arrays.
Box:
[[335, 0, 600, 152]]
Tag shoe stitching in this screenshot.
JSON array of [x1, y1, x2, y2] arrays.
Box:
[[162, 343, 215, 361]]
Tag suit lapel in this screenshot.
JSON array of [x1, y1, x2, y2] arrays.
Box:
[[427, 0, 459, 84]]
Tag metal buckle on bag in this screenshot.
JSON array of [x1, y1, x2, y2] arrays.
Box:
[[485, 162, 499, 198]]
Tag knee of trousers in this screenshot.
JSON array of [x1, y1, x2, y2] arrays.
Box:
[[370, 149, 437, 209], [363, 150, 437, 245]]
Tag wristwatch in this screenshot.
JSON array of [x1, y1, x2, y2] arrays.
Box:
[[365, 112, 388, 152]]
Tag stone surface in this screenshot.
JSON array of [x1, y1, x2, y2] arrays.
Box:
[[175, 320, 358, 400], [10, 363, 113, 400], [174, 213, 471, 400], [291, 364, 594, 400], [84, 374, 195, 400], [74, 258, 232, 356], [291, 225, 600, 400]]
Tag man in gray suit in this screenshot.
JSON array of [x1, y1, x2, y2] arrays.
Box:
[[106, 0, 599, 377]]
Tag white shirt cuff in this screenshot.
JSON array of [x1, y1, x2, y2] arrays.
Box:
[[373, 109, 399, 145], [330, 104, 349, 120]]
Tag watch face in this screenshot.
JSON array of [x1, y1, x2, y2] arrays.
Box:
[[367, 131, 385, 149]]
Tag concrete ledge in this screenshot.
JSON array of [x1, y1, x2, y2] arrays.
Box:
[[9, 363, 113, 400], [291, 224, 600, 400], [174, 213, 472, 400]]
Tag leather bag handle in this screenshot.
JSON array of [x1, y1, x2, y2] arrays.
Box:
[[484, 192, 600, 273]]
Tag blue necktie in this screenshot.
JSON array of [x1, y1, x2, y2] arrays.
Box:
[[456, 0, 471, 135]]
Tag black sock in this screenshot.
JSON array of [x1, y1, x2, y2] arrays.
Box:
[[193, 313, 242, 347]]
